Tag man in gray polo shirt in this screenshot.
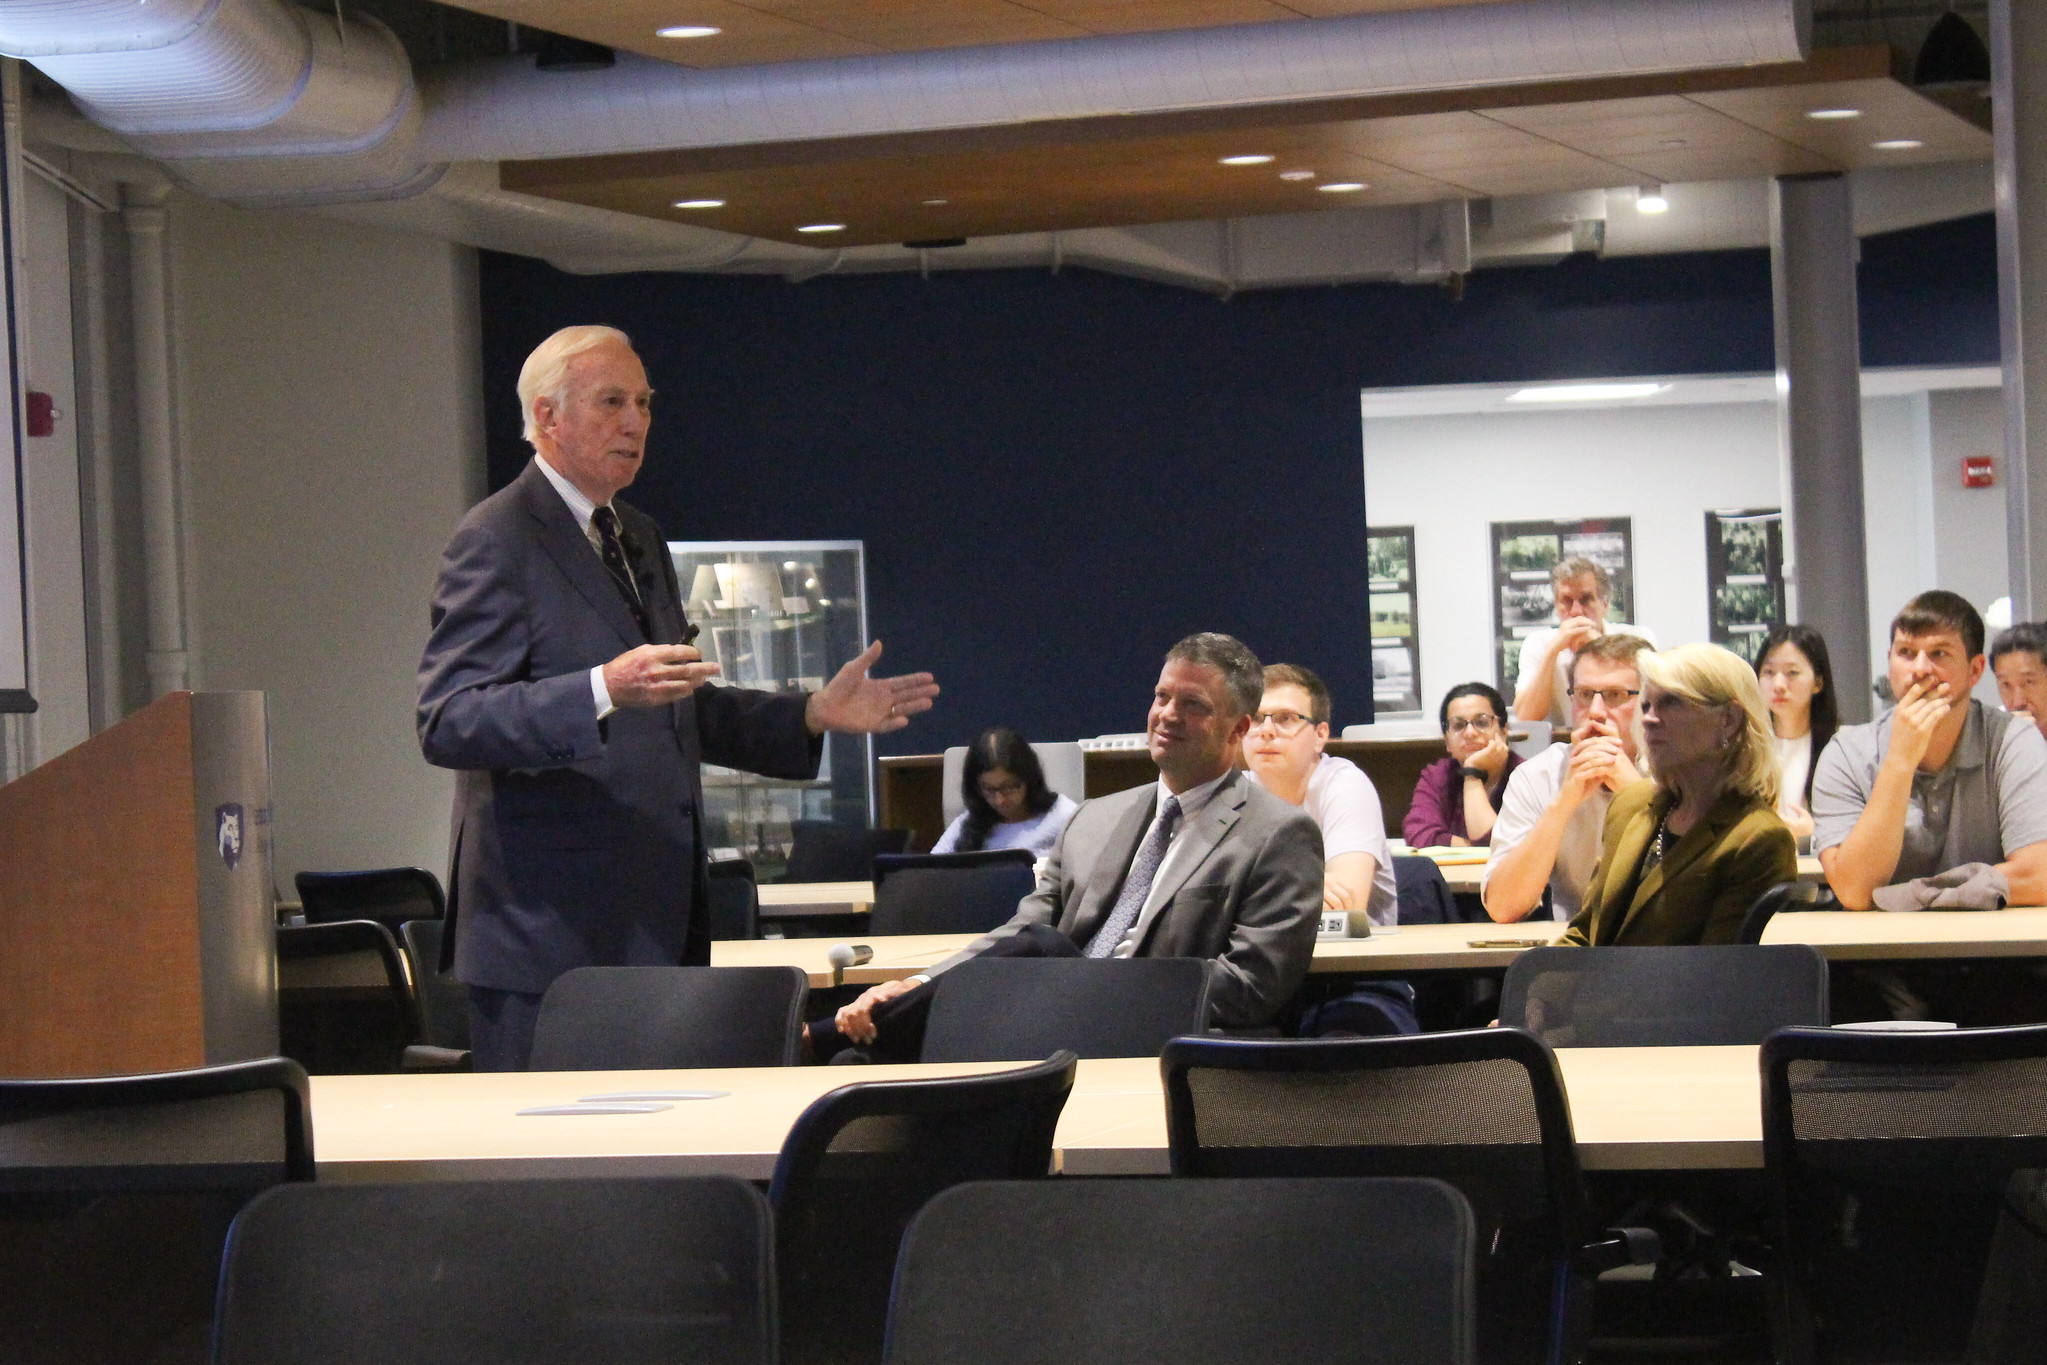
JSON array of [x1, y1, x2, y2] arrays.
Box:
[[1812, 590, 2047, 909]]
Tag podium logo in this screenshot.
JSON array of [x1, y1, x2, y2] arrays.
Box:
[[216, 803, 244, 871]]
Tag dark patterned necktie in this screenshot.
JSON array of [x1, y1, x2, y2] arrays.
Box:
[[1085, 795, 1182, 958], [590, 505, 650, 639]]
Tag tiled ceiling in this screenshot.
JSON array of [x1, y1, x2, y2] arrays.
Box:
[[499, 46, 1991, 247], [442, 0, 1518, 66]]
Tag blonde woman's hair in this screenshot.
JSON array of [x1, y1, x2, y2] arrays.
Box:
[[517, 325, 632, 445], [1642, 642, 1779, 807]]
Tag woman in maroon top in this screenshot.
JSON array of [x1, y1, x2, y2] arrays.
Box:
[[1404, 682, 1522, 848]]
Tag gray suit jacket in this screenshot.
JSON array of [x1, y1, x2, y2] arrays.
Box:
[[416, 458, 819, 994], [928, 770, 1324, 1027]]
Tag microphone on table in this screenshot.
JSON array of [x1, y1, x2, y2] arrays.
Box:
[[827, 942, 873, 987]]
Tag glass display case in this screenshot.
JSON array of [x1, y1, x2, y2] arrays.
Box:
[[668, 540, 870, 881]]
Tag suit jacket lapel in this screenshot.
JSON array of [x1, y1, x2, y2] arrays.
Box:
[[1074, 788, 1159, 940], [1595, 791, 1664, 943], [1129, 771, 1246, 946], [616, 502, 681, 645], [1615, 789, 1737, 940], [519, 461, 644, 652]]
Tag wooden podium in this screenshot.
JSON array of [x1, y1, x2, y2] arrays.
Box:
[[0, 692, 277, 1077]]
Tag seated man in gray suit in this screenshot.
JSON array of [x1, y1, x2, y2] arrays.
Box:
[[820, 633, 1325, 1060]]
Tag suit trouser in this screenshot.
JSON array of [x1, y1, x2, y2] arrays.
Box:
[[468, 986, 546, 1071], [808, 923, 1081, 1064]]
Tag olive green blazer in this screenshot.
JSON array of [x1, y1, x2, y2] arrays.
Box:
[[1560, 781, 1797, 947]]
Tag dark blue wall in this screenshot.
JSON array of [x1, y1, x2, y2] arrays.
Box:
[[477, 212, 1998, 753]]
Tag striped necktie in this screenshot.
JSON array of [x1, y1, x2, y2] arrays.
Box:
[[591, 505, 650, 639], [1085, 795, 1182, 958]]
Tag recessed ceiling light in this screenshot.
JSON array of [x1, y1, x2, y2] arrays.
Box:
[[1872, 138, 1925, 150], [921, 198, 949, 206], [672, 198, 724, 209], [1219, 154, 1275, 166], [797, 223, 846, 233], [1806, 108, 1862, 120], [655, 24, 720, 38], [1506, 382, 1671, 404], [1279, 169, 1316, 181], [1317, 182, 1368, 193], [1636, 184, 1669, 214]]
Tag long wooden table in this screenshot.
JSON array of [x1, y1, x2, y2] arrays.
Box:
[[713, 907, 2047, 985], [1419, 852, 1827, 895], [756, 880, 872, 920], [309, 1044, 1763, 1181]]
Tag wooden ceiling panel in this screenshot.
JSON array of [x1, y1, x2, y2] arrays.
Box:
[[1481, 95, 1835, 184], [1688, 77, 1991, 165], [445, 0, 1532, 67]]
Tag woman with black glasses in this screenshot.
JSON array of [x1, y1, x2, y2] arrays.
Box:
[[1404, 682, 1523, 849]]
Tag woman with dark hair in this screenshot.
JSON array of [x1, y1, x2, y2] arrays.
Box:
[[1403, 682, 1523, 849], [930, 727, 1078, 857], [1754, 623, 1837, 844]]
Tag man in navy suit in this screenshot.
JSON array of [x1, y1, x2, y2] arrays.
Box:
[[418, 325, 938, 1070]]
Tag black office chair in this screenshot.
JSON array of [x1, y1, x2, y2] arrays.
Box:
[[782, 821, 909, 883], [770, 1052, 1075, 1365], [294, 867, 445, 930], [708, 856, 761, 940], [213, 1175, 775, 1365], [1161, 1031, 1655, 1365], [1737, 879, 1822, 944], [0, 1056, 314, 1192], [868, 849, 1035, 935], [918, 955, 1210, 1062], [1500, 944, 1830, 1047], [276, 919, 422, 1074], [398, 918, 471, 1071], [884, 1177, 1477, 1365], [527, 965, 808, 1070], [1762, 1023, 2047, 1365]]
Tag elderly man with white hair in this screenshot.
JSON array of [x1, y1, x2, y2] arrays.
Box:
[[417, 325, 939, 1070]]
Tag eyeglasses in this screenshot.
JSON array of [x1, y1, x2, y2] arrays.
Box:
[[978, 778, 1025, 801], [1250, 710, 1317, 737], [1445, 715, 1501, 736], [1570, 686, 1640, 710]]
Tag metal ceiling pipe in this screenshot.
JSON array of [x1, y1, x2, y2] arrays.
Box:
[[420, 0, 1809, 164]]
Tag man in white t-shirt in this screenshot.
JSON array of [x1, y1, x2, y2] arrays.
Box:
[[1512, 556, 1658, 728], [1242, 663, 1400, 926], [1483, 633, 1653, 922]]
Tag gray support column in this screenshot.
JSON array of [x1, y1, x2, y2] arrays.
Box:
[[123, 183, 186, 698], [1994, 0, 2047, 620], [1772, 172, 1873, 723]]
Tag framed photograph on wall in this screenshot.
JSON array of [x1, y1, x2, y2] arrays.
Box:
[[1366, 526, 1421, 716], [1489, 518, 1636, 695], [1705, 508, 1785, 665]]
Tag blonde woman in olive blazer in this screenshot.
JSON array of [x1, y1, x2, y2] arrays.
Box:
[[1561, 644, 1798, 947]]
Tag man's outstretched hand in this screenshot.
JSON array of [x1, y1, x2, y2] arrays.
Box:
[[805, 641, 940, 735]]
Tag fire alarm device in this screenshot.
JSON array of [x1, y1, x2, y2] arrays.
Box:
[[24, 391, 54, 438], [1963, 455, 1996, 488]]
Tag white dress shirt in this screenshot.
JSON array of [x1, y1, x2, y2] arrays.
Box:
[[534, 455, 622, 719]]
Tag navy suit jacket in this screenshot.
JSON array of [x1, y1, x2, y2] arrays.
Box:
[[417, 458, 820, 994]]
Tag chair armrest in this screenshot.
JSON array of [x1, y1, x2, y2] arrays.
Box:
[[1576, 1226, 1661, 1276], [401, 1045, 472, 1073]]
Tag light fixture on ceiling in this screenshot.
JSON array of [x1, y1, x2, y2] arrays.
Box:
[[1805, 107, 1862, 120], [1279, 170, 1316, 181], [1636, 184, 1668, 214], [1317, 182, 1367, 193], [1872, 139, 1926, 151], [1219, 154, 1275, 166], [797, 223, 846, 233], [921, 198, 949, 206], [672, 198, 724, 209], [655, 25, 721, 39], [1506, 382, 1671, 404]]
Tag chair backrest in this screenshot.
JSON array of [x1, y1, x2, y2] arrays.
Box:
[[294, 867, 445, 929], [1161, 1030, 1586, 1254], [1393, 854, 1462, 925], [276, 919, 422, 1072], [1500, 944, 1829, 1047], [885, 1177, 1476, 1365], [0, 1056, 313, 1190], [919, 956, 1211, 1062], [707, 857, 760, 941], [1737, 879, 1819, 944], [213, 1175, 774, 1365], [399, 918, 470, 1051], [939, 742, 1086, 823], [869, 849, 1035, 935], [784, 821, 910, 882], [527, 966, 808, 1070], [770, 1053, 1076, 1365]]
